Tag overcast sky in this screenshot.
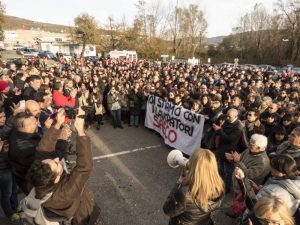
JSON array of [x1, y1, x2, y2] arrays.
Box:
[[2, 0, 277, 37]]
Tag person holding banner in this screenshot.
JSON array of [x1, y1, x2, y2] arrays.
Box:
[[163, 149, 224, 225]]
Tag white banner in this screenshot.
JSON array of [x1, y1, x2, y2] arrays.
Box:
[[145, 95, 205, 155]]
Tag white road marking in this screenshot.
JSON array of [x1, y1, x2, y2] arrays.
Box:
[[69, 144, 162, 163]]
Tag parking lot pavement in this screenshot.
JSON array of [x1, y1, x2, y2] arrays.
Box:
[[1, 50, 22, 59], [0, 123, 237, 225]]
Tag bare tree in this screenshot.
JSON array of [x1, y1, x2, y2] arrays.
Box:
[[106, 16, 120, 50], [167, 0, 184, 56], [0, 1, 5, 41], [276, 0, 300, 61], [73, 13, 99, 59]]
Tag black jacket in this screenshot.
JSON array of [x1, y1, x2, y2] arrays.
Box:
[[22, 86, 38, 100], [0, 115, 15, 140], [0, 125, 9, 170], [8, 130, 41, 179], [217, 119, 242, 153], [163, 183, 223, 225], [128, 89, 142, 115]]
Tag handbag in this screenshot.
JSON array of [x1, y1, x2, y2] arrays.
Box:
[[95, 104, 105, 115], [231, 180, 261, 217]]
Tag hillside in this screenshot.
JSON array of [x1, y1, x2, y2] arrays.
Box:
[[3, 15, 72, 33], [205, 36, 226, 45], [3, 15, 225, 46]]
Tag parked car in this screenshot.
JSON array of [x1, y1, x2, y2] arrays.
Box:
[[217, 62, 234, 68], [18, 47, 39, 57], [13, 44, 25, 51], [6, 58, 24, 69], [292, 67, 300, 75], [62, 53, 73, 61], [258, 64, 276, 71], [84, 56, 99, 64], [38, 51, 56, 59]]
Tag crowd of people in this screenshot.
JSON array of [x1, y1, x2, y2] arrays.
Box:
[[0, 54, 299, 225]]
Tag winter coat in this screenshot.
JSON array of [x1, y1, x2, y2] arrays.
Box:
[[119, 92, 129, 111], [35, 127, 102, 225], [107, 92, 121, 111], [0, 127, 9, 170], [2, 91, 22, 118], [276, 141, 300, 170], [78, 91, 90, 107], [89, 93, 105, 116], [52, 90, 76, 108], [232, 150, 270, 193], [163, 183, 223, 225], [240, 175, 300, 215], [256, 177, 300, 214], [128, 90, 142, 115], [0, 115, 15, 140], [201, 107, 223, 150], [8, 130, 41, 180], [217, 119, 243, 154], [242, 120, 265, 145], [23, 85, 38, 100]]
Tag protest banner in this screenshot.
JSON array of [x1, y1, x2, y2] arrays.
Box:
[[145, 95, 205, 155]]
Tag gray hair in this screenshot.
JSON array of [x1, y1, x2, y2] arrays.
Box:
[[251, 134, 268, 151]]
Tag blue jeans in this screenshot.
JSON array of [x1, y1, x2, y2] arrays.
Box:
[[0, 169, 18, 218], [130, 115, 139, 126], [111, 109, 122, 127]]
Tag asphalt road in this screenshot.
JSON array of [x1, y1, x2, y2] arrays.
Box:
[[0, 122, 236, 225]]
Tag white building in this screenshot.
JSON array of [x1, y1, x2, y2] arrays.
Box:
[[4, 29, 70, 48], [37, 37, 96, 57]]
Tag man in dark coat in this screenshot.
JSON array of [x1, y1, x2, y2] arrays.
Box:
[[22, 75, 41, 100], [8, 111, 41, 194], [213, 108, 242, 193]]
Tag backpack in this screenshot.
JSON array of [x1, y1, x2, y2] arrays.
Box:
[[19, 188, 59, 225]]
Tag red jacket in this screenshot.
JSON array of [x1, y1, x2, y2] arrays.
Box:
[[52, 90, 75, 108]]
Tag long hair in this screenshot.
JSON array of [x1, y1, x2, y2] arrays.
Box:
[[254, 197, 294, 225], [186, 148, 224, 208]]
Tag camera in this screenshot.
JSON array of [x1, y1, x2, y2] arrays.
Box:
[[52, 105, 94, 119]]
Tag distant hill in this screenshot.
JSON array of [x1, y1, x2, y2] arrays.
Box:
[[204, 36, 226, 46], [3, 15, 72, 33], [3, 15, 226, 46]]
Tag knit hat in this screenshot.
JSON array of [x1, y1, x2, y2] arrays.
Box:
[[250, 134, 268, 151], [0, 80, 9, 92]]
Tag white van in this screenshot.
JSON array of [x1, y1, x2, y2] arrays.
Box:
[[108, 50, 138, 62]]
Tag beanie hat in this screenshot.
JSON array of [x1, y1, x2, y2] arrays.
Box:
[[250, 134, 268, 151], [0, 80, 9, 92]]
